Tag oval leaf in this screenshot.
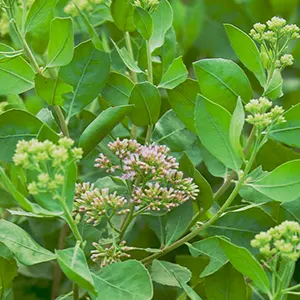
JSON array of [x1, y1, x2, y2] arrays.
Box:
[[134, 6, 153, 40], [195, 95, 243, 171], [224, 24, 266, 87], [0, 220, 56, 266], [92, 260, 153, 300], [193, 58, 252, 112], [129, 82, 161, 126], [58, 40, 110, 122]]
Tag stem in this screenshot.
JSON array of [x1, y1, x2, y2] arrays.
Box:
[[119, 204, 134, 240], [146, 39, 153, 83], [21, 0, 27, 34], [58, 198, 83, 244], [141, 129, 259, 265], [54, 106, 70, 137], [73, 283, 79, 300], [145, 125, 152, 144], [124, 31, 138, 83]]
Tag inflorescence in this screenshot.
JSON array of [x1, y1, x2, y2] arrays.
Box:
[[251, 221, 300, 261], [245, 97, 285, 129], [13, 138, 83, 198], [249, 17, 300, 70], [64, 0, 104, 17], [91, 241, 132, 268], [73, 183, 130, 225], [133, 0, 159, 12]]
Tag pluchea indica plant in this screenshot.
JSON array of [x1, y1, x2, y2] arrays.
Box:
[[0, 0, 300, 299]]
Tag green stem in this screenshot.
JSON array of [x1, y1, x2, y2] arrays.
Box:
[[283, 283, 300, 292], [21, 0, 27, 34], [54, 106, 70, 137], [146, 39, 153, 83], [145, 125, 153, 144], [73, 283, 79, 300], [124, 31, 138, 83], [58, 198, 83, 244], [141, 129, 259, 265], [119, 203, 134, 240]]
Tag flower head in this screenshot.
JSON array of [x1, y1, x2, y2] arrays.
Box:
[[251, 221, 300, 261]]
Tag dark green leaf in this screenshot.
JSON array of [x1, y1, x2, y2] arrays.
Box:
[[195, 95, 243, 171], [0, 109, 42, 162], [79, 105, 133, 155], [47, 17, 74, 67], [101, 72, 134, 106], [56, 246, 95, 293], [165, 201, 193, 246], [92, 260, 153, 300], [134, 7, 153, 40], [158, 56, 188, 89], [187, 237, 228, 277], [150, 260, 191, 287], [0, 256, 18, 298], [110, 0, 135, 32], [205, 263, 247, 300], [59, 40, 110, 121], [224, 24, 266, 87], [153, 110, 197, 152], [167, 79, 199, 133], [129, 82, 161, 126], [180, 153, 213, 212], [193, 58, 252, 112], [35, 74, 72, 106], [0, 219, 56, 265]]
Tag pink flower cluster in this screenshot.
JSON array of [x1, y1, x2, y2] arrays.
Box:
[[95, 139, 199, 211], [73, 182, 130, 225]]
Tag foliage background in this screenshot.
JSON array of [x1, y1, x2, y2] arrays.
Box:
[[1, 0, 300, 299]]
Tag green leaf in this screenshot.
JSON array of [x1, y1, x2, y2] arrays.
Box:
[[204, 263, 247, 300], [0, 109, 43, 162], [110, 0, 135, 32], [187, 237, 228, 277], [153, 110, 197, 152], [111, 40, 143, 73], [167, 79, 199, 133], [56, 246, 95, 293], [165, 201, 193, 246], [0, 56, 35, 95], [263, 69, 283, 100], [47, 17, 74, 67], [150, 0, 173, 52], [218, 237, 270, 294], [249, 160, 300, 202], [76, 6, 103, 50], [25, 0, 57, 32], [79, 105, 133, 155], [270, 103, 300, 148], [92, 260, 153, 300], [150, 260, 191, 287], [229, 97, 245, 159], [193, 58, 253, 112], [0, 256, 17, 299], [0, 220, 56, 265], [158, 56, 188, 89], [180, 153, 213, 212], [35, 74, 72, 106], [207, 206, 276, 251], [224, 24, 266, 87], [171, 270, 202, 300], [59, 40, 110, 122], [101, 72, 134, 106], [134, 6, 153, 40], [195, 95, 243, 171], [129, 82, 161, 126]]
